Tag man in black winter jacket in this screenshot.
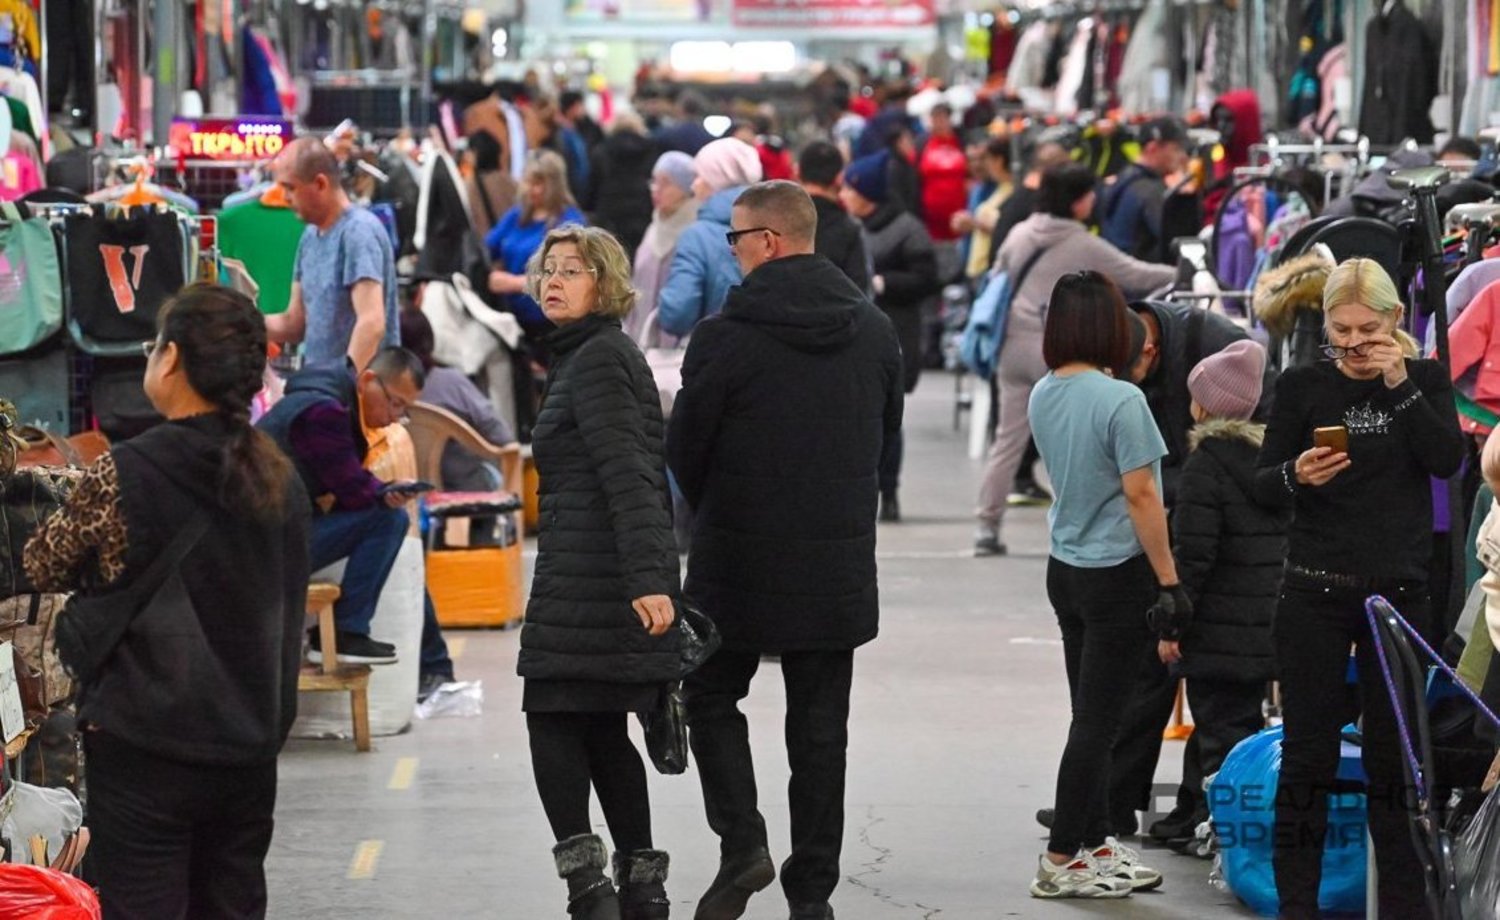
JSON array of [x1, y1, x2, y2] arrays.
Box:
[[798, 140, 872, 294], [667, 181, 903, 920]]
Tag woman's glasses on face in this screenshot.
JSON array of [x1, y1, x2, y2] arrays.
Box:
[[532, 265, 597, 283], [1319, 342, 1377, 360]]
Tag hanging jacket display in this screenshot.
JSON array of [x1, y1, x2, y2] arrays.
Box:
[[1360, 0, 1438, 145]]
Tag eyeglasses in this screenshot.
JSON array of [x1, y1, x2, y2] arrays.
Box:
[[725, 227, 782, 248], [1319, 342, 1378, 360], [532, 265, 597, 283], [142, 339, 160, 359], [374, 375, 411, 422]]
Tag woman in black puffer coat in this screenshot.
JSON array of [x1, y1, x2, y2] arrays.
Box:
[[1150, 340, 1289, 844], [516, 225, 680, 920]]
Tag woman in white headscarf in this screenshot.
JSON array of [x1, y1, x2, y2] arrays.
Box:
[[628, 151, 700, 342]]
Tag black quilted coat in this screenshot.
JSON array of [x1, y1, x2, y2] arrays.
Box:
[[516, 314, 681, 702], [1172, 419, 1290, 683], [667, 254, 904, 653]]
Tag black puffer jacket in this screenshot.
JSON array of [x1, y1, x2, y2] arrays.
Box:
[[667, 254, 904, 652], [1172, 419, 1289, 683], [862, 203, 938, 393], [517, 314, 681, 683], [812, 194, 871, 294], [584, 131, 657, 258]]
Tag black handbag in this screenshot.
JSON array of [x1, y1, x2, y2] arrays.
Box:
[[639, 602, 723, 775], [55, 511, 209, 687]]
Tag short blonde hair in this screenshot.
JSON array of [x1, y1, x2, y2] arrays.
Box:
[[1323, 257, 1418, 354], [1323, 257, 1401, 316], [525, 225, 638, 319]]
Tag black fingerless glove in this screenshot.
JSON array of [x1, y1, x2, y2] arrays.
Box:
[[1146, 584, 1193, 640]]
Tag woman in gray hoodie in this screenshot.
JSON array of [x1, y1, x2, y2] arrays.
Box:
[[974, 163, 1177, 555]]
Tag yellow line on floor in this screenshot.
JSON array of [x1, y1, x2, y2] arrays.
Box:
[[348, 840, 383, 879], [388, 757, 418, 791], [447, 637, 467, 660]]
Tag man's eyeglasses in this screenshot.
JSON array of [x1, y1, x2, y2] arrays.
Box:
[[1319, 342, 1378, 360], [141, 340, 159, 359], [374, 376, 411, 422], [725, 227, 782, 248], [532, 265, 597, 283]]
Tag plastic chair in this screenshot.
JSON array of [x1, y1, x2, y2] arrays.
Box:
[[405, 402, 525, 629]]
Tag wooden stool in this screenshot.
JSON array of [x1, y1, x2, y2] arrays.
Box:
[[298, 583, 371, 752]]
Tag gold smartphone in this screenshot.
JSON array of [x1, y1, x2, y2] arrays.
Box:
[[1313, 426, 1349, 453]]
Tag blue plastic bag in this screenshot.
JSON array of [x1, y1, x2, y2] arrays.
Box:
[[957, 269, 1013, 381], [1210, 725, 1368, 917]]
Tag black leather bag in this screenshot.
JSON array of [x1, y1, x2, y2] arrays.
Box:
[[55, 511, 208, 688], [639, 602, 723, 775]]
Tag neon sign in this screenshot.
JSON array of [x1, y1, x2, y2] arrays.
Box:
[[169, 118, 293, 161]]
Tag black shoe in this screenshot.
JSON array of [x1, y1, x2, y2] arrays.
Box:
[[1007, 481, 1053, 507], [695, 848, 775, 920], [789, 903, 833, 920], [309, 630, 397, 666], [879, 491, 901, 523], [417, 672, 452, 703], [1147, 807, 1202, 843]]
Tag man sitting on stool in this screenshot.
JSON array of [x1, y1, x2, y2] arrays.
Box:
[[259, 347, 426, 664]]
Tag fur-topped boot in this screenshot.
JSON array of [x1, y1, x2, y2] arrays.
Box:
[[554, 834, 622, 919], [613, 849, 671, 919]]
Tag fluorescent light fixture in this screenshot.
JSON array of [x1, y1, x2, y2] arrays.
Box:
[[731, 41, 795, 74], [670, 41, 731, 73]]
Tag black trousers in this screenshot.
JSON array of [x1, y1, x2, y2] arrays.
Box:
[[1045, 554, 1156, 855], [526, 711, 653, 854], [1272, 581, 1429, 920], [683, 648, 855, 905], [1108, 643, 1179, 821], [878, 429, 903, 495], [1168, 678, 1267, 824], [84, 731, 277, 920]]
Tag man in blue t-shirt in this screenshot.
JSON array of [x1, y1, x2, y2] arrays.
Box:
[[266, 137, 399, 370]]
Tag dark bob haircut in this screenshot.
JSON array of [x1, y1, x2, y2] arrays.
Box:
[[1042, 270, 1132, 376], [1036, 162, 1099, 219]]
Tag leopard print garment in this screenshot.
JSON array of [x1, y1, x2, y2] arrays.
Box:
[[23, 453, 129, 591]]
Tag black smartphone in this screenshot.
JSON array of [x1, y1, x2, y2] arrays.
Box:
[[377, 480, 435, 498]]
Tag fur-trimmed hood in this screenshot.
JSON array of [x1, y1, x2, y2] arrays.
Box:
[[1253, 249, 1333, 337], [1189, 417, 1265, 452]]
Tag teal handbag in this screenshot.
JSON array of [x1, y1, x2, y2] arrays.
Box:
[[0, 201, 62, 356]]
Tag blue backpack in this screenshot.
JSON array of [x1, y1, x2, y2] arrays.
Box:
[[959, 247, 1044, 380]]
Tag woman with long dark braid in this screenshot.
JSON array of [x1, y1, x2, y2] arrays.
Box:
[[26, 284, 310, 920]]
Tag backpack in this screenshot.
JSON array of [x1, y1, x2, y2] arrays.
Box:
[[959, 247, 1046, 380], [0, 594, 72, 713]]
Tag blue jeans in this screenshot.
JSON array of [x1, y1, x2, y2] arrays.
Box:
[[308, 505, 409, 636], [420, 592, 454, 680]]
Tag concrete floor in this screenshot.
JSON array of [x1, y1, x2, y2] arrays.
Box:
[[268, 375, 1262, 920]]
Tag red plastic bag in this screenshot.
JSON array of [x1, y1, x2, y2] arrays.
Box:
[[0, 863, 99, 919]]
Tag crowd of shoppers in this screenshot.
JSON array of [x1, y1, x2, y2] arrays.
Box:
[[23, 81, 1497, 920]]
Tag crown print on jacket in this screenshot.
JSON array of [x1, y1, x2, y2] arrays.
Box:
[[1344, 403, 1392, 437]]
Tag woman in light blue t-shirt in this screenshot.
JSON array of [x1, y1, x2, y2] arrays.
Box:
[[1023, 271, 1188, 901]]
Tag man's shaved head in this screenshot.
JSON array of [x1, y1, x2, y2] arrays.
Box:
[[280, 137, 340, 185], [733, 180, 818, 247]]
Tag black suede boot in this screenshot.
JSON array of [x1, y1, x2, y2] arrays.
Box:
[[614, 849, 671, 920], [554, 834, 621, 920], [694, 847, 775, 920]]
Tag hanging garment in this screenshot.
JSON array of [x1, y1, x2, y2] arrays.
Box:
[[65, 209, 187, 354], [1053, 20, 1093, 115], [990, 18, 1019, 78], [414, 148, 478, 282], [0, 200, 61, 356], [1449, 279, 1500, 420], [1006, 21, 1051, 91], [1360, 1, 1438, 145], [0, 69, 44, 157], [1118, 0, 1171, 114], [1300, 44, 1347, 141], [217, 198, 304, 316]]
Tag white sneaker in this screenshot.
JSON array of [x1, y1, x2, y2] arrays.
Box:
[[1091, 836, 1163, 892], [1029, 852, 1133, 899]]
